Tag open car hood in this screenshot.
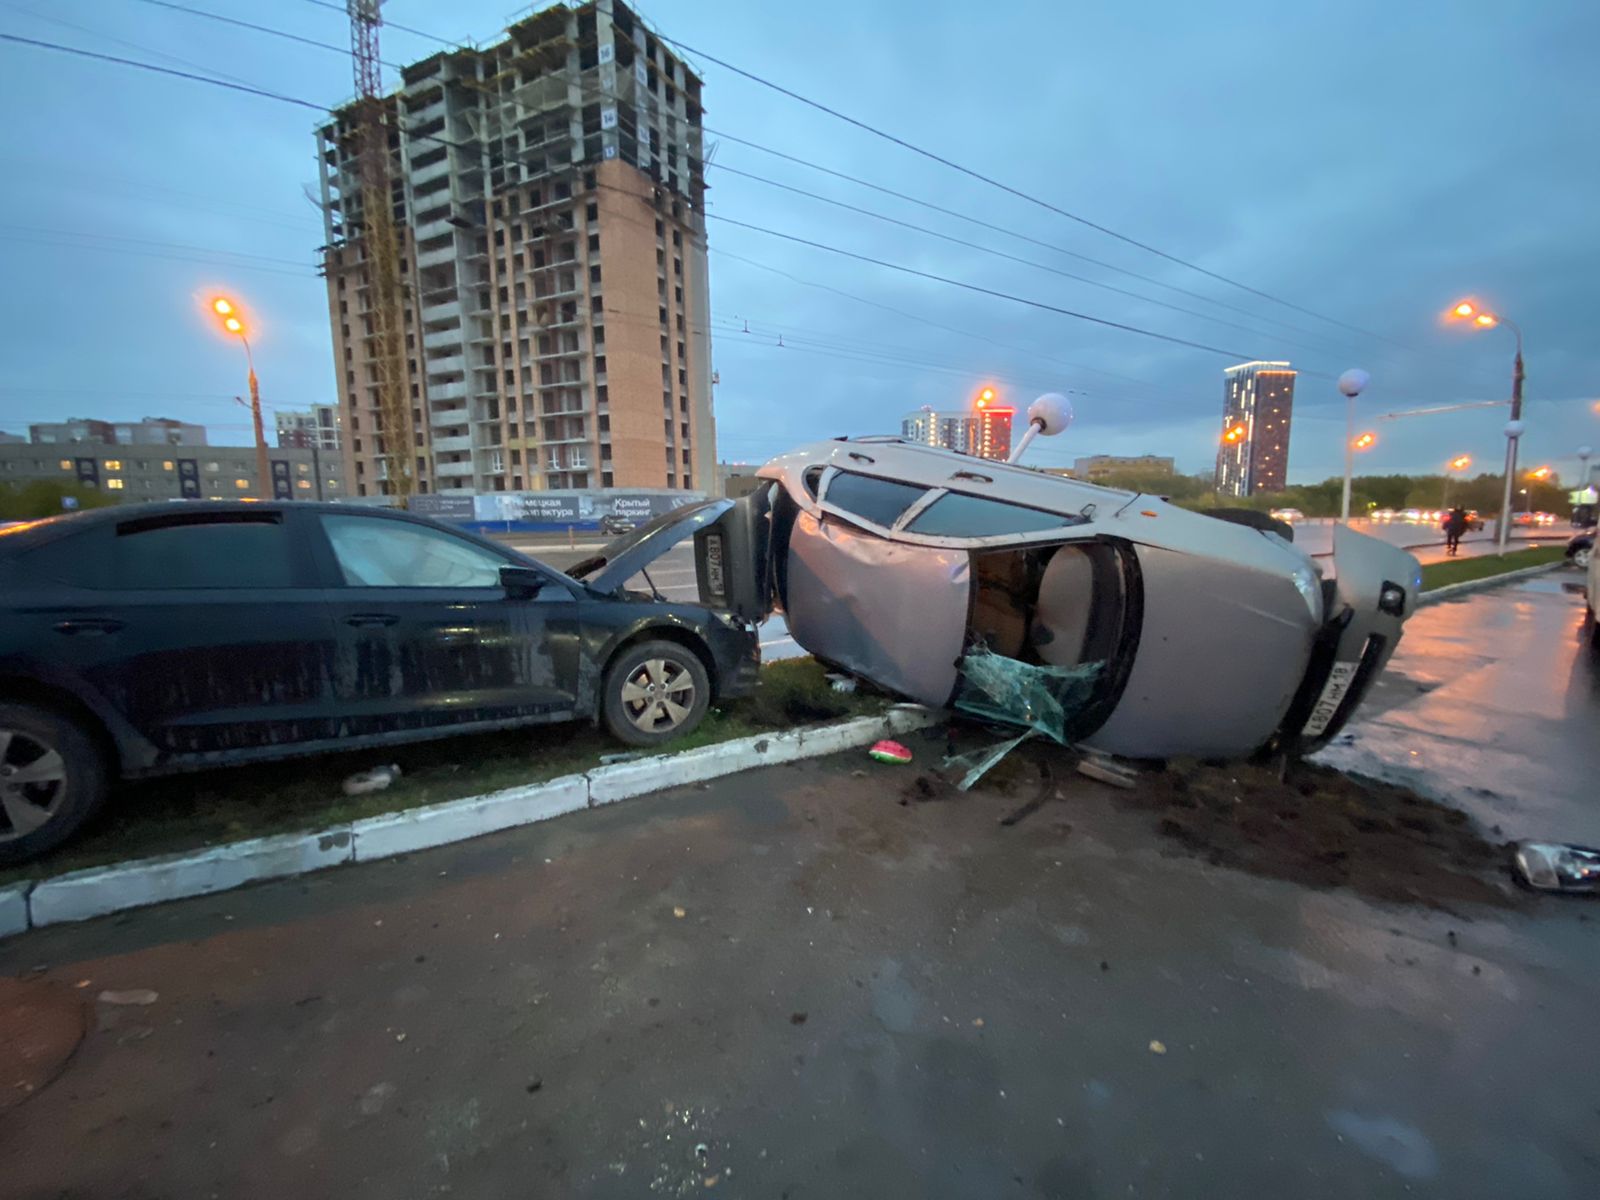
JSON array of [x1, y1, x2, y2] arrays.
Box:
[[568, 498, 734, 595]]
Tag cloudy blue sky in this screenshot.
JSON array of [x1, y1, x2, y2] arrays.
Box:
[[1, 0, 1596, 482]]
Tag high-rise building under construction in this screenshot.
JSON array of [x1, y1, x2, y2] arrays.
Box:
[[316, 1, 713, 497]]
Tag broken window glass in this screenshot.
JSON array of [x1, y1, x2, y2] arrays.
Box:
[[952, 647, 1103, 744]]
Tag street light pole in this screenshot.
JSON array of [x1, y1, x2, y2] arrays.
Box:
[[1493, 322, 1524, 554], [1338, 368, 1370, 522], [239, 335, 270, 499], [211, 297, 272, 500]]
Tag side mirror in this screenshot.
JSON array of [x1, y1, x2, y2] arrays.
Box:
[[500, 565, 545, 599]]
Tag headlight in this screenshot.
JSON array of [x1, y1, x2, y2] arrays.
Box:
[[1378, 581, 1407, 617], [1291, 564, 1322, 621]]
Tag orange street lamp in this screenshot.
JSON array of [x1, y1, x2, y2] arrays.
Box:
[[1528, 465, 1551, 480], [976, 386, 996, 409], [1352, 431, 1377, 451], [1449, 455, 1472, 471], [1222, 422, 1247, 444], [1447, 297, 1524, 553], [210, 295, 269, 497]]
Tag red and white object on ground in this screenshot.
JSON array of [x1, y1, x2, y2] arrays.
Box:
[[868, 739, 913, 764]]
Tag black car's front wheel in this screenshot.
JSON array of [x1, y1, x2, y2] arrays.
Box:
[[0, 704, 110, 866], [602, 640, 711, 747]]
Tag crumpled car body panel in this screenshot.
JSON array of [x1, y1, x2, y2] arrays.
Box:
[[785, 510, 970, 706]]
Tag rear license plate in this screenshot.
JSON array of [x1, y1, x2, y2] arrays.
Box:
[[704, 532, 726, 602], [1303, 661, 1359, 737]]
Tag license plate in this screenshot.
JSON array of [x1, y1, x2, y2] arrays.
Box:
[[703, 532, 725, 602], [1303, 661, 1359, 737]]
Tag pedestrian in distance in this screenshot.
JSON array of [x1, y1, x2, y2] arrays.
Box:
[[1443, 505, 1469, 556]]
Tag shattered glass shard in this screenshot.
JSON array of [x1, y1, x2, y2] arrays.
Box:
[[953, 648, 1103, 744]]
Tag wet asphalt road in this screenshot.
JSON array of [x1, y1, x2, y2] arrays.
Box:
[[1316, 568, 1600, 843], [4, 580, 1600, 1198]]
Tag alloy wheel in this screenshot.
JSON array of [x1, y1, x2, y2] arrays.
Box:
[[1576, 546, 1592, 570], [620, 658, 698, 735], [0, 729, 68, 845]]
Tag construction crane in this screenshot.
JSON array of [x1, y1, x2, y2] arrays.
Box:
[[348, 0, 413, 497]]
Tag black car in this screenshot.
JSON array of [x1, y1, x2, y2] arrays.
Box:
[[0, 501, 759, 863], [598, 513, 637, 536]]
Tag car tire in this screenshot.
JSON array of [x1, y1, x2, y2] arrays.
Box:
[[1575, 546, 1593, 570], [0, 704, 110, 866], [602, 639, 712, 747]]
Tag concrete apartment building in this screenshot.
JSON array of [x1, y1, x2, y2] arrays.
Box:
[[275, 404, 342, 451], [0, 443, 342, 502], [26, 416, 206, 447], [1215, 361, 1296, 496], [901, 405, 1014, 460], [1072, 454, 1175, 480], [316, 0, 713, 499]]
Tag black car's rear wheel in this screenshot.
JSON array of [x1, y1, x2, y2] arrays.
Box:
[[602, 640, 711, 747], [0, 704, 110, 866]]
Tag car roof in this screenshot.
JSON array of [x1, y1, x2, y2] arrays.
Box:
[[0, 500, 420, 552], [760, 437, 1136, 515]]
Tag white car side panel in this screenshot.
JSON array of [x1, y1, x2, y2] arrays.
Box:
[[785, 511, 971, 707]]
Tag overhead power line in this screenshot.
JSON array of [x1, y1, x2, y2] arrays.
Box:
[[707, 214, 1255, 361], [0, 32, 325, 110], [3, 33, 1259, 370], [660, 33, 1406, 349], [297, 0, 459, 49], [126, 0, 403, 69]]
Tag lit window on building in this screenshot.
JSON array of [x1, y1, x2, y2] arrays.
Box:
[[58, 459, 71, 470], [235, 479, 250, 489], [162, 460, 175, 471], [296, 480, 312, 490], [104, 459, 123, 471], [106, 479, 125, 490]]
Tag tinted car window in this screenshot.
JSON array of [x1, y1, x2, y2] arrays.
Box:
[[12, 529, 107, 587], [112, 516, 293, 589], [824, 473, 926, 528], [323, 515, 507, 587], [906, 492, 1081, 538]]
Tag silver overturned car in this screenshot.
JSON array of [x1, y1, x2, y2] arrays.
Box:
[[576, 435, 1422, 760]]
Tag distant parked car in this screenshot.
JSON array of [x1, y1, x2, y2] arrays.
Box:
[[1268, 507, 1305, 523], [1463, 510, 1486, 531], [598, 513, 637, 536], [1371, 508, 1397, 521], [0, 502, 759, 863], [1568, 528, 1594, 570]]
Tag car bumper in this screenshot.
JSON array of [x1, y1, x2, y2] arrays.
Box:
[[707, 620, 762, 700]]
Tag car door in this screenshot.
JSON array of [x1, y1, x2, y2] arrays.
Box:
[[310, 511, 581, 735], [9, 508, 341, 760]]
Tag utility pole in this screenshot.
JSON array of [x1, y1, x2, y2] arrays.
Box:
[[1497, 339, 1525, 555], [348, 0, 414, 499], [248, 362, 269, 498]]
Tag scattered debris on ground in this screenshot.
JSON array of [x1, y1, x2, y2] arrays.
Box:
[[1513, 842, 1600, 893], [1118, 755, 1518, 909], [868, 739, 913, 764], [342, 764, 400, 796]]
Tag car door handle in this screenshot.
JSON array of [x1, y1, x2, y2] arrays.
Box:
[[344, 613, 399, 628], [53, 617, 125, 636]]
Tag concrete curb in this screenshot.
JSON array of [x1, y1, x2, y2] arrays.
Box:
[[1418, 560, 1567, 607], [28, 826, 356, 927], [0, 882, 29, 939], [3, 707, 937, 938]]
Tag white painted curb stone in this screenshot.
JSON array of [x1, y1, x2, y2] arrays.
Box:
[[0, 882, 29, 939], [588, 729, 808, 806], [352, 773, 588, 863], [4, 706, 941, 937], [28, 826, 355, 927]]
